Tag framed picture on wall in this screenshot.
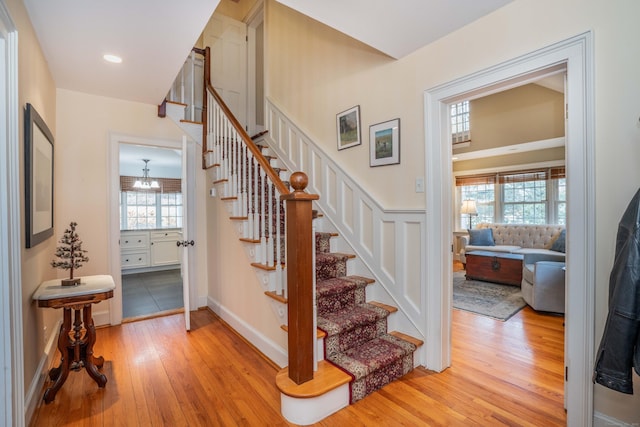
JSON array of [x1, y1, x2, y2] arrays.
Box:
[[25, 103, 54, 248], [369, 118, 400, 167], [336, 105, 361, 150]]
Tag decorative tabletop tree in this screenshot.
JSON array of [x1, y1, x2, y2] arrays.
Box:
[[51, 221, 90, 286]]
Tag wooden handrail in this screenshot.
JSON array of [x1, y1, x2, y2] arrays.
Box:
[[201, 47, 289, 196], [200, 45, 317, 385]]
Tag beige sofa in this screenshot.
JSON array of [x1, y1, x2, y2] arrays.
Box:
[[459, 223, 565, 265]]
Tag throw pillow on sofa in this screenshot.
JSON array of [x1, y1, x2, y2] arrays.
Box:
[[550, 229, 566, 253], [468, 228, 495, 246]]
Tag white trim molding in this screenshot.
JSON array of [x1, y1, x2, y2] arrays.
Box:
[[424, 32, 595, 426], [0, 3, 25, 425]]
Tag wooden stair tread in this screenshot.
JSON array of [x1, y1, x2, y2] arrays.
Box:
[[276, 360, 351, 398], [180, 119, 203, 125], [220, 196, 237, 201], [368, 301, 398, 313], [345, 275, 376, 285], [239, 237, 261, 243], [166, 100, 187, 106], [253, 263, 277, 272], [281, 324, 327, 339], [229, 216, 248, 221], [388, 331, 424, 348], [331, 252, 356, 259], [213, 178, 227, 184], [265, 290, 287, 303]]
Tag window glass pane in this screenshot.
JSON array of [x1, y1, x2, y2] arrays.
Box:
[[459, 183, 494, 229]]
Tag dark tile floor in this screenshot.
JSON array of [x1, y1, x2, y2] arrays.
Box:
[[122, 269, 183, 318]]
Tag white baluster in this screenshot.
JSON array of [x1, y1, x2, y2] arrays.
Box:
[[267, 182, 274, 267], [275, 189, 283, 295], [247, 153, 254, 240], [189, 51, 195, 122], [260, 169, 267, 265], [253, 160, 260, 241]]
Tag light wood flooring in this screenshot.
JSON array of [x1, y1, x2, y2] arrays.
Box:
[[30, 299, 565, 426]]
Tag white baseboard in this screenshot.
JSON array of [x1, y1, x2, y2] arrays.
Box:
[[207, 296, 287, 368], [593, 411, 637, 427], [24, 319, 61, 424], [197, 295, 208, 309], [93, 308, 111, 327]]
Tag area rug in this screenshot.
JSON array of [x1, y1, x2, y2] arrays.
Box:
[[453, 271, 526, 321]]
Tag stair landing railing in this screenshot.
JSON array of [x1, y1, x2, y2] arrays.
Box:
[[200, 47, 317, 385]]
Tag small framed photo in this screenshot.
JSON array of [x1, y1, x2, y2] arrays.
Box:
[[336, 105, 361, 150], [369, 118, 400, 167], [25, 103, 54, 248]]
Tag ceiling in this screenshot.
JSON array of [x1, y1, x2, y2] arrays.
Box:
[[24, 0, 515, 107], [120, 144, 182, 178], [25, 1, 517, 169], [23, 0, 220, 105], [275, 0, 514, 59]]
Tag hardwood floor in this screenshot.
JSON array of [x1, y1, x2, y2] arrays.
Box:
[[30, 304, 565, 426]]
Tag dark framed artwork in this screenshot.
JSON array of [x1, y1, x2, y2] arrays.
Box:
[[25, 103, 54, 248], [369, 118, 400, 167], [336, 105, 361, 150]]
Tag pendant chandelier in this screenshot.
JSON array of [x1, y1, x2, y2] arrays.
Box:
[[133, 159, 160, 190]]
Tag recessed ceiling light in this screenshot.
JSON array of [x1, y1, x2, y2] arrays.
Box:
[[103, 54, 122, 64]]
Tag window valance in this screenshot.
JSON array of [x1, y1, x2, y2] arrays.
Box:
[[120, 176, 182, 193], [456, 166, 565, 186]]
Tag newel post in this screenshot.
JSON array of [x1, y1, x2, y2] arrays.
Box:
[[280, 172, 319, 384]]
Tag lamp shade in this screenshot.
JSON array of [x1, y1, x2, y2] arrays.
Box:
[[460, 199, 478, 215], [132, 159, 160, 190]]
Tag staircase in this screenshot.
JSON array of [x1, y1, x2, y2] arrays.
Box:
[[162, 46, 423, 425], [314, 232, 421, 403]]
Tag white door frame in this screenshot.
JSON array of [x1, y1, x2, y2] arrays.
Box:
[[0, 3, 24, 425], [107, 133, 197, 325], [424, 32, 594, 426], [246, 0, 264, 136]]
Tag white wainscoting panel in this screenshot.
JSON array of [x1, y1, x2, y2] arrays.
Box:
[[265, 99, 427, 347]]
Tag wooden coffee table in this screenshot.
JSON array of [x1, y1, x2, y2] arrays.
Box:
[[465, 251, 523, 286]]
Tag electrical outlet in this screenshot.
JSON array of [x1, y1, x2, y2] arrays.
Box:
[[415, 177, 425, 193]]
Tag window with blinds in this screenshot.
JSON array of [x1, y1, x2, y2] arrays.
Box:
[[455, 166, 566, 228], [119, 176, 183, 230]]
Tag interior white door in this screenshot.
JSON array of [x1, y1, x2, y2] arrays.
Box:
[[205, 14, 247, 129], [181, 136, 191, 331]]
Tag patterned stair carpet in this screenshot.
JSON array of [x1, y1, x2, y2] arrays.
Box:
[[315, 232, 417, 403]]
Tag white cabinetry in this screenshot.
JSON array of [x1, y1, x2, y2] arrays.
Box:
[[121, 229, 182, 271], [150, 230, 182, 267], [120, 231, 149, 269]]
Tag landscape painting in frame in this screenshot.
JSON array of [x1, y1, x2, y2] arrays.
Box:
[[370, 118, 400, 167], [336, 105, 361, 150], [25, 103, 54, 248]]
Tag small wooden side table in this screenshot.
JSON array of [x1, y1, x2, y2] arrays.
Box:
[[33, 275, 115, 403]]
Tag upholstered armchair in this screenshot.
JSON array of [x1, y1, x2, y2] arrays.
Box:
[[521, 254, 566, 314]]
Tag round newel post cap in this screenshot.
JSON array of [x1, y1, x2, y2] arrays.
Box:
[[290, 172, 308, 192]]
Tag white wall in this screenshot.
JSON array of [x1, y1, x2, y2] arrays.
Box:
[[265, 0, 640, 423], [55, 89, 210, 316]]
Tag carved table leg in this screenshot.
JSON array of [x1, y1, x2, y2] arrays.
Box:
[[82, 304, 107, 387], [44, 308, 72, 404]]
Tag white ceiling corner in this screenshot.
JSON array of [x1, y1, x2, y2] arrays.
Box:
[[275, 0, 514, 59]]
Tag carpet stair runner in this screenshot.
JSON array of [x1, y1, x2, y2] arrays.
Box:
[[314, 232, 418, 402]]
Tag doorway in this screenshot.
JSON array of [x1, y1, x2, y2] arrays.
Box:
[[424, 33, 594, 425], [119, 144, 184, 320], [108, 134, 196, 328]]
